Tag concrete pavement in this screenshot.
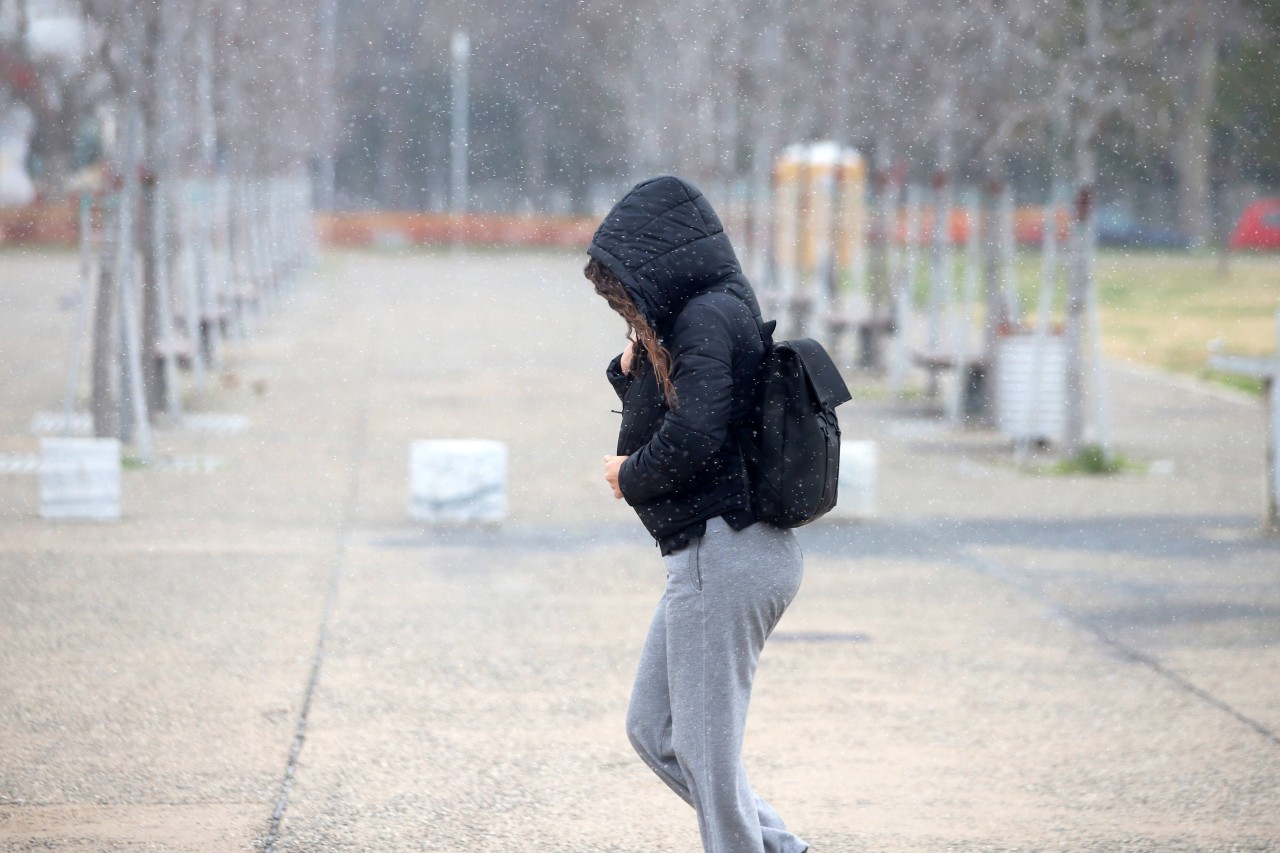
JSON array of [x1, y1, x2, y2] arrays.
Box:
[[1, 248, 1277, 851]]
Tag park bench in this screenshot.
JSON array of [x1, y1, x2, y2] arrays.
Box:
[[153, 337, 197, 371]]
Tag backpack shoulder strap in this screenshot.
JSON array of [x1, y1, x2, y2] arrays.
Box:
[[758, 317, 777, 348], [705, 283, 775, 348]]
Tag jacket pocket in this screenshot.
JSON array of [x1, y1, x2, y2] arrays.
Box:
[[617, 366, 666, 456]]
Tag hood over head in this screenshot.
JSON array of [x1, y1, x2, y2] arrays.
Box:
[[588, 176, 747, 334]]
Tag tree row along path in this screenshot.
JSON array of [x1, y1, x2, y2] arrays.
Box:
[[1, 249, 1277, 852]]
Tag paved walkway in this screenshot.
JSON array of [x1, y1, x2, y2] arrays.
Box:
[[1, 249, 1277, 852]]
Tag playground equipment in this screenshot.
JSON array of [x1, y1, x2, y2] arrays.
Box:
[[885, 182, 991, 415], [770, 142, 867, 350], [767, 150, 1105, 457]]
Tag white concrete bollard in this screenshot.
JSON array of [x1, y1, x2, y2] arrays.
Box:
[[409, 439, 507, 524], [831, 439, 877, 519], [40, 437, 121, 521]]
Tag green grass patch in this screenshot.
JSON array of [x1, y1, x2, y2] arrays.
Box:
[[1199, 369, 1267, 396], [847, 383, 930, 402], [1043, 444, 1141, 476], [1092, 252, 1279, 377], [890, 250, 1279, 382]]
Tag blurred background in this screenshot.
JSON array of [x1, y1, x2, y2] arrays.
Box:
[[0, 1, 1275, 227], [0, 0, 1277, 460]]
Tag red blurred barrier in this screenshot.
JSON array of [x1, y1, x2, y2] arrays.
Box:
[[871, 205, 1072, 247], [0, 202, 79, 244], [0, 204, 1071, 250], [0, 205, 598, 250], [315, 211, 596, 249]]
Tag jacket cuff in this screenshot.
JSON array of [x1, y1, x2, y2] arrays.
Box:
[[606, 354, 632, 399], [617, 453, 639, 505]]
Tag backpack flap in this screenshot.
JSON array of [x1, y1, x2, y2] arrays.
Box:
[[779, 338, 852, 410]]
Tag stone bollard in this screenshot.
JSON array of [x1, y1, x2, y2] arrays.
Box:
[[831, 439, 877, 520], [409, 440, 508, 524], [40, 437, 121, 521]]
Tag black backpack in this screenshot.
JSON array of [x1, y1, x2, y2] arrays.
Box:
[[737, 315, 853, 528]]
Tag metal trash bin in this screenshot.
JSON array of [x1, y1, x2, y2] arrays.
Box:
[[995, 333, 1066, 444]]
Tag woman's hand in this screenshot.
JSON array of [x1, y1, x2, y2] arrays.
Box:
[[604, 455, 628, 499], [620, 339, 637, 375]]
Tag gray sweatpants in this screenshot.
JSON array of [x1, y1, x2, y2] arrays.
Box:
[[626, 516, 809, 853]]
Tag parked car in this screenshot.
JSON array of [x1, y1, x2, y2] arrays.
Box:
[[1094, 205, 1191, 250], [1230, 198, 1280, 251]]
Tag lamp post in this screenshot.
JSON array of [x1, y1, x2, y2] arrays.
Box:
[[450, 30, 469, 250]]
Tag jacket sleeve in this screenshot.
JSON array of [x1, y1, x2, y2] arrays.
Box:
[[618, 299, 735, 505], [606, 353, 632, 400]]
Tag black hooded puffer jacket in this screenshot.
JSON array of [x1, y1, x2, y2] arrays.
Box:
[[589, 176, 767, 554]]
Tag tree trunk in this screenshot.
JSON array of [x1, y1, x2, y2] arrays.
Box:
[[521, 110, 548, 210], [865, 164, 889, 371], [927, 164, 952, 399], [140, 175, 164, 414], [978, 175, 1005, 426], [1064, 184, 1093, 459], [36, 143, 74, 201], [138, 9, 165, 415], [1172, 23, 1218, 250], [91, 220, 118, 440]]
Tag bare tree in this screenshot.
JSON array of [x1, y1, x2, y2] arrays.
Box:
[[60, 0, 325, 442], [0, 0, 108, 195]]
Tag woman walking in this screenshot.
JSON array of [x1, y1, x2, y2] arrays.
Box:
[[587, 176, 809, 853]]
